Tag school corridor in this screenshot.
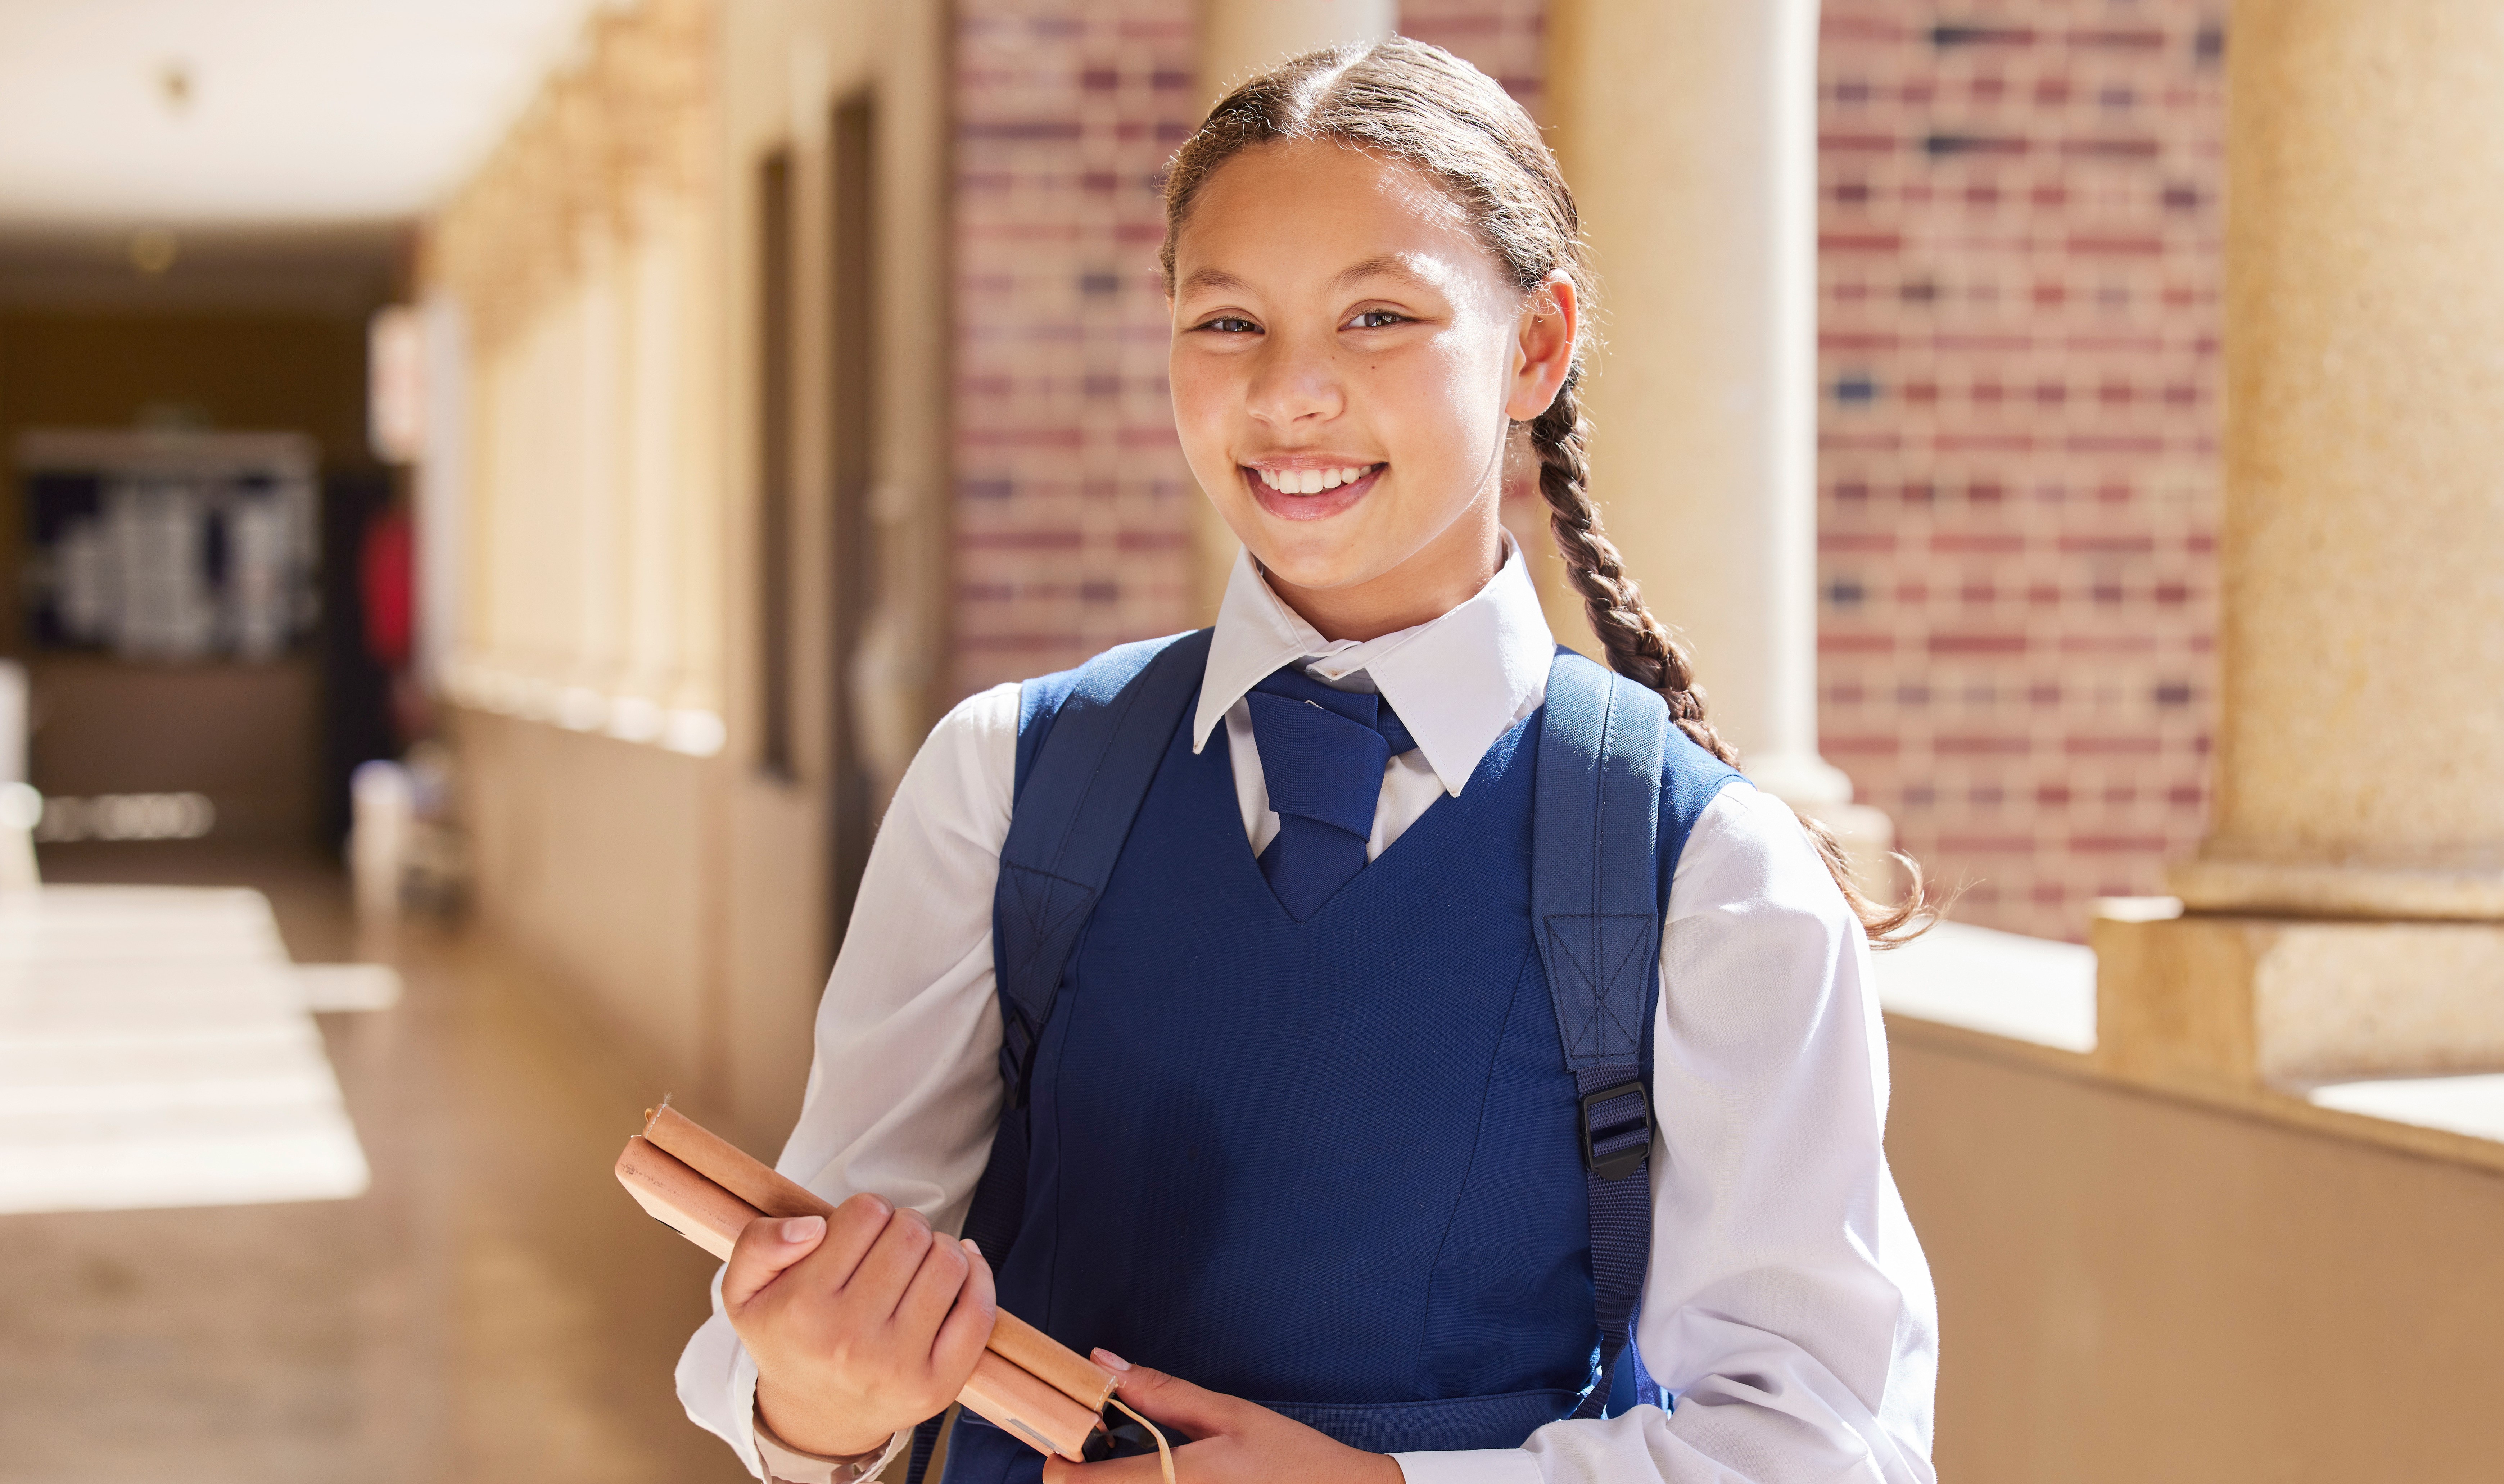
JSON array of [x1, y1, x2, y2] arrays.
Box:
[[3, 2, 2502, 1482], [2, 841, 743, 1484]]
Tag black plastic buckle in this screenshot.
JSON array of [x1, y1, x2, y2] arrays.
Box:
[[1579, 1080, 1652, 1181]]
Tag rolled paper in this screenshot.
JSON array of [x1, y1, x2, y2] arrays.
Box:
[[987, 1311, 1117, 1415], [962, 1350, 1102, 1462], [645, 1103, 834, 1220], [615, 1135, 762, 1261], [613, 1106, 1124, 1465]]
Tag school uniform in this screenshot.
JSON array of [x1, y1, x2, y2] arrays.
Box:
[[680, 538, 1938, 1484]]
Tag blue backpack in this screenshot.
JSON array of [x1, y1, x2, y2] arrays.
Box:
[[910, 629, 1739, 1480]]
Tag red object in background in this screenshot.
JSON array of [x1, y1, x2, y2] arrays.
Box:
[[361, 505, 414, 672]]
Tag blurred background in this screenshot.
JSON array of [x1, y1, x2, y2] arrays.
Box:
[[1, 1, 2499, 1481]]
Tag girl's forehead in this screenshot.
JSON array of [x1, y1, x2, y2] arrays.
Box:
[[1171, 139, 1495, 295]]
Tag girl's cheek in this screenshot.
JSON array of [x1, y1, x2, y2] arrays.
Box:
[[1166, 363, 1226, 449]]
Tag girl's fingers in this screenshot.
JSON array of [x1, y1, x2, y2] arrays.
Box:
[[891, 1226, 974, 1348], [721, 1213, 828, 1310], [1098, 1358, 1237, 1440], [841, 1204, 940, 1320], [927, 1239, 999, 1379], [812, 1191, 901, 1282]]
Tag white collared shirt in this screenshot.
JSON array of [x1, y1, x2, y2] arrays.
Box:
[[679, 543, 1939, 1484]]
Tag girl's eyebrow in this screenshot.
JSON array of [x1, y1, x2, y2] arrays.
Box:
[[1178, 257, 1434, 298], [1331, 254, 1431, 292], [1179, 266, 1252, 296]]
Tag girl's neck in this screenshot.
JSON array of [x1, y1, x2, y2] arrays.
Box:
[[1261, 499, 1505, 643]]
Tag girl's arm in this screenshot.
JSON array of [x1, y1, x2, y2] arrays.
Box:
[[1493, 783, 1939, 1484], [677, 683, 1026, 1479]]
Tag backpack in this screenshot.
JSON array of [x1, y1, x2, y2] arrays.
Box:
[[909, 629, 1739, 1480]]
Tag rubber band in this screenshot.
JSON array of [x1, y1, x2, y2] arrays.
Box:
[[1105, 1394, 1175, 1484]]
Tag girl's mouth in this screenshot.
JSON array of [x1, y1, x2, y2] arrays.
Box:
[[1242, 461, 1385, 521]]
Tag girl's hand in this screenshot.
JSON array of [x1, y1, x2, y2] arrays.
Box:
[[723, 1195, 997, 1459], [1041, 1350, 1403, 1484]]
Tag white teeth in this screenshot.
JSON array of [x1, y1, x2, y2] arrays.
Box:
[[1252, 463, 1378, 493]]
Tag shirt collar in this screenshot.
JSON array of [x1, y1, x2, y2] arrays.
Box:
[[1192, 534, 1557, 796]]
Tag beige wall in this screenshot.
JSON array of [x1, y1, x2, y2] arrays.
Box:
[[1888, 1020, 2504, 1482], [455, 707, 725, 1090], [436, 0, 955, 1151]]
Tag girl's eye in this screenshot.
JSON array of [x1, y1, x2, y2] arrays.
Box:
[[1347, 309, 1409, 330], [1197, 317, 1260, 334]]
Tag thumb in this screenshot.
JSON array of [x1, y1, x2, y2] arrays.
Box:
[[722, 1214, 827, 1310], [1094, 1350, 1242, 1440]]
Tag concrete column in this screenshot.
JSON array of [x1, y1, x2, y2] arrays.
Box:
[[1545, 0, 1890, 864], [2097, 0, 2504, 1086], [1190, 0, 1397, 619]]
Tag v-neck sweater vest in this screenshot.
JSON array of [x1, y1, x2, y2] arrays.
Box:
[[942, 687, 1592, 1483]]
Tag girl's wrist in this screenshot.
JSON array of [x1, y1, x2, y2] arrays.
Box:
[[754, 1375, 896, 1461]]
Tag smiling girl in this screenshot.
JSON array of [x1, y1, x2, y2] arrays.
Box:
[[680, 37, 1938, 1484]]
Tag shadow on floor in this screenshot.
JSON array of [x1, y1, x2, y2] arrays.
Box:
[[2, 842, 751, 1484]]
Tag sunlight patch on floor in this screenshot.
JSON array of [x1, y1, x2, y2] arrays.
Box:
[[0, 886, 369, 1213]]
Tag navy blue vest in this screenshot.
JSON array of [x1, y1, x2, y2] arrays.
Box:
[[937, 635, 1739, 1483]]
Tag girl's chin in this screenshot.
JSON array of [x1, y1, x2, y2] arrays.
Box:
[[1243, 463, 1383, 522]]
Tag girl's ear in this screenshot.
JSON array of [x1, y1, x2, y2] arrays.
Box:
[[1506, 271, 1579, 423]]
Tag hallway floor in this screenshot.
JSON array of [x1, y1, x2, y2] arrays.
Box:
[[0, 844, 752, 1484]]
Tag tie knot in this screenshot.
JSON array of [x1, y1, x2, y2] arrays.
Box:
[[1244, 665, 1414, 841], [1248, 665, 1416, 756]]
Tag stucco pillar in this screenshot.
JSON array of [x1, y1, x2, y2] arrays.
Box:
[[2096, 0, 2504, 1086], [1545, 0, 1891, 867], [1189, 0, 1397, 620]]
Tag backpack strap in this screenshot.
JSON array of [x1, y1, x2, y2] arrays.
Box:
[[909, 629, 1211, 1484], [988, 628, 1213, 1126], [1533, 649, 1741, 1419]]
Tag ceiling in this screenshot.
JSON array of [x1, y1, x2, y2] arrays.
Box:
[[0, 0, 612, 228]]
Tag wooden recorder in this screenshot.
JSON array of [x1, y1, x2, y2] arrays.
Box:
[[615, 1103, 1174, 1472]]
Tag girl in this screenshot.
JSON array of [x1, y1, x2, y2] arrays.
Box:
[[682, 37, 1938, 1484]]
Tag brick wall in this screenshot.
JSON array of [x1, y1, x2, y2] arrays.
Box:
[[949, 1, 1547, 698], [1816, 2, 2226, 940], [941, 0, 2207, 944], [952, 1, 1203, 697]]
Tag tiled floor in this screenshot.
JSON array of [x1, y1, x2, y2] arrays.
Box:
[[0, 843, 750, 1484]]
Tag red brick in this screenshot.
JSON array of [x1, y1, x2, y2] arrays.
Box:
[[1935, 734, 2034, 755], [1929, 634, 2031, 655]]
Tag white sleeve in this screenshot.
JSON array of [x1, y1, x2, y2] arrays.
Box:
[[1394, 784, 1938, 1484], [675, 682, 1023, 1478]]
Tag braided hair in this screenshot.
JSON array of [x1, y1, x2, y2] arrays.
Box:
[[1163, 36, 1938, 944]]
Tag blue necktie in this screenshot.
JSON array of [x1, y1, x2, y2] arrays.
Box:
[[1246, 665, 1417, 922]]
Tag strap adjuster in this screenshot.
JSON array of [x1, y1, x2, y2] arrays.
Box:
[[1579, 1080, 1652, 1181]]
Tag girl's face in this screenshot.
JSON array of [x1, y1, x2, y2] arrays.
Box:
[[1167, 139, 1576, 638]]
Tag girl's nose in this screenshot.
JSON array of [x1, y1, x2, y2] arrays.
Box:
[[1243, 334, 1344, 426]]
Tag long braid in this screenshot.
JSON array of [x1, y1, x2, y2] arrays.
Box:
[[1167, 35, 1940, 946], [1528, 374, 1941, 946]]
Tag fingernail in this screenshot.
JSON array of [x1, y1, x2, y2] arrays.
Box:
[[866, 1194, 893, 1217], [779, 1215, 825, 1243], [961, 1237, 982, 1259], [1092, 1348, 1131, 1372]]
